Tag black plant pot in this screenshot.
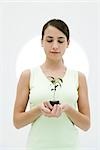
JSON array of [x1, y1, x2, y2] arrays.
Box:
[[49, 100, 60, 106]]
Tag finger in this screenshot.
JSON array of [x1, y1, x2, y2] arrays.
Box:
[[43, 101, 49, 108], [44, 101, 53, 110], [41, 103, 51, 113], [51, 104, 57, 114], [42, 107, 51, 113], [47, 101, 53, 110], [41, 109, 52, 117], [56, 105, 62, 116]]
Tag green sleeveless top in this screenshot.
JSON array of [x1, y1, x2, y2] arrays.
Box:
[[27, 66, 80, 150]]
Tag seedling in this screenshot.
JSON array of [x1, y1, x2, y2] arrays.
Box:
[[49, 76, 63, 106]]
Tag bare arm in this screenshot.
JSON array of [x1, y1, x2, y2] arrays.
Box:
[[13, 70, 41, 129], [62, 72, 91, 131]]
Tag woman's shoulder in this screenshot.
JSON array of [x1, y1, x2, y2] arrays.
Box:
[[20, 66, 40, 87], [78, 71, 87, 81], [77, 71, 87, 88], [19, 66, 39, 79], [18, 69, 31, 87], [20, 69, 31, 79]]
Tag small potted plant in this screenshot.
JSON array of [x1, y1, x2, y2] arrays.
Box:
[[49, 76, 63, 106]]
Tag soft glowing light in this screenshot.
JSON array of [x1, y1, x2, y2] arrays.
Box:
[[16, 36, 89, 79]]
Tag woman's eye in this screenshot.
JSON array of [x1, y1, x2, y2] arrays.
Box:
[[58, 40, 64, 43], [47, 40, 53, 43]]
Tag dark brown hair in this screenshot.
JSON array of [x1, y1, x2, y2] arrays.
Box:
[[41, 19, 70, 41]]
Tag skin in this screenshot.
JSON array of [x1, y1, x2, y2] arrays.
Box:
[[13, 26, 90, 131]]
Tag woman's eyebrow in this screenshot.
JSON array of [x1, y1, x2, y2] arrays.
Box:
[[46, 36, 53, 38], [58, 37, 65, 39], [46, 36, 65, 39]]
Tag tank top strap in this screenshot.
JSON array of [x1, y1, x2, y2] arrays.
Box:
[[67, 68, 79, 90], [29, 66, 39, 89]]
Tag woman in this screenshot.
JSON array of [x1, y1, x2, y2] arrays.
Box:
[[13, 19, 90, 150]]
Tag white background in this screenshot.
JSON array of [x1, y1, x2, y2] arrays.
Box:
[[0, 1, 99, 150]]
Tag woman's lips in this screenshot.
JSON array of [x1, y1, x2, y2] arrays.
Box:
[[50, 51, 60, 54]]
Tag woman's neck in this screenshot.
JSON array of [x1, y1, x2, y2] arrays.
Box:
[[42, 59, 64, 70]]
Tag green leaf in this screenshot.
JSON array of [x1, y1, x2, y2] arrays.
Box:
[[51, 88, 55, 91], [58, 78, 63, 83], [50, 76, 55, 80]]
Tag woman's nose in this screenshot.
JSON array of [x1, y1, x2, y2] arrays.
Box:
[[52, 41, 58, 50]]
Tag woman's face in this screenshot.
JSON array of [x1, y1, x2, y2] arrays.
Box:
[[41, 25, 69, 62]]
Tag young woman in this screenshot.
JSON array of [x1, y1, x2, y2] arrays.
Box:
[[13, 19, 90, 150]]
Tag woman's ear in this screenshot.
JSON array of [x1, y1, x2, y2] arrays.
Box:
[[41, 39, 43, 47], [66, 40, 70, 48], [67, 39, 70, 46], [66, 39, 70, 48]]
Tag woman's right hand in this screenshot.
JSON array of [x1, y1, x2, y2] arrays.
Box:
[[40, 101, 62, 118]]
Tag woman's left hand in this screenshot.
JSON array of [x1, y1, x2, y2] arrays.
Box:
[[49, 104, 62, 117]]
